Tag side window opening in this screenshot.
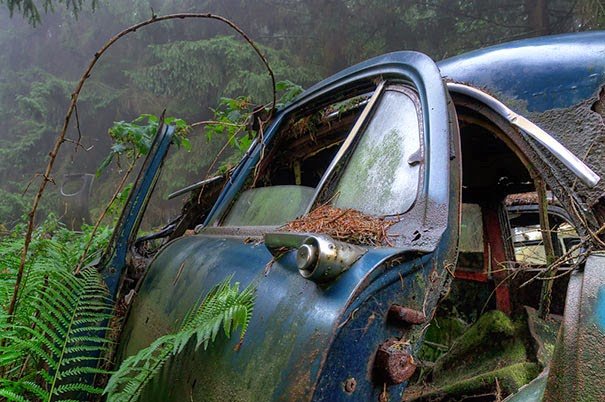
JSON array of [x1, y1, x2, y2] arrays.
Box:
[[221, 93, 370, 227], [220, 83, 424, 228], [506, 200, 580, 267]]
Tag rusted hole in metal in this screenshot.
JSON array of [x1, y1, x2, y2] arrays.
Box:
[[343, 377, 356, 393], [412, 230, 421, 242], [387, 304, 426, 326]]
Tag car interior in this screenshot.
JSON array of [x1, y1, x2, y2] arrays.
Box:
[[404, 95, 580, 401]]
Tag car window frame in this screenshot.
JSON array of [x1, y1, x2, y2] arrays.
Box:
[[215, 81, 427, 228]]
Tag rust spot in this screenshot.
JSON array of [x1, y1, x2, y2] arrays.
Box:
[[374, 338, 417, 384], [387, 304, 426, 326], [343, 377, 356, 394]]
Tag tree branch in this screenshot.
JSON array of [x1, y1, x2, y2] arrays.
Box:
[[8, 12, 276, 319]]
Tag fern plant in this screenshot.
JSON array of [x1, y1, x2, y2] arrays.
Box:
[[104, 277, 256, 402], [0, 219, 113, 401]]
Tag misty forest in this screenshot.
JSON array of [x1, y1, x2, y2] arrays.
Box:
[[1, 0, 605, 401]]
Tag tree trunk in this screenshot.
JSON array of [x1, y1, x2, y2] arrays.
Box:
[[525, 0, 550, 35]]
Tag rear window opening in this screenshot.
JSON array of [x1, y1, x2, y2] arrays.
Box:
[[450, 100, 577, 317], [409, 94, 583, 401]]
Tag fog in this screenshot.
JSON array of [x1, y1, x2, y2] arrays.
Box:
[[0, 0, 602, 226]]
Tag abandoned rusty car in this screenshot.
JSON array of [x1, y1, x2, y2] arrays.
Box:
[[98, 31, 605, 401]]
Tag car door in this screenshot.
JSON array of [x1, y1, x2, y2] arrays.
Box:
[[107, 51, 462, 402]]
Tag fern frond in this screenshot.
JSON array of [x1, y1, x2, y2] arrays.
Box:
[[105, 277, 256, 402], [0, 388, 31, 402], [0, 224, 112, 402], [18, 381, 48, 400]]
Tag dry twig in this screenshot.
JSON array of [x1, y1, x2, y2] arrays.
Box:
[[74, 161, 137, 274]]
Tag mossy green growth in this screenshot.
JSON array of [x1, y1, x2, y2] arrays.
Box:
[[432, 310, 529, 386], [525, 306, 560, 367], [418, 316, 468, 362], [222, 185, 315, 226], [437, 362, 541, 398]]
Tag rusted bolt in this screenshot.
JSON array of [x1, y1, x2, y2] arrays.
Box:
[[387, 304, 426, 326], [343, 377, 356, 394], [374, 338, 417, 384]]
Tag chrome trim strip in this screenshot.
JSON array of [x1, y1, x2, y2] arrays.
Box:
[[168, 174, 225, 199]]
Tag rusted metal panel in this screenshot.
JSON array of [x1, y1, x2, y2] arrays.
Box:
[[454, 270, 489, 283], [117, 237, 456, 401], [544, 252, 605, 401]]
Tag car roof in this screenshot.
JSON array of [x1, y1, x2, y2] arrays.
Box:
[[438, 31, 605, 113]]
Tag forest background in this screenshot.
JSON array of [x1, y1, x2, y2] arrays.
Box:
[[0, 0, 604, 229], [0, 1, 604, 400]]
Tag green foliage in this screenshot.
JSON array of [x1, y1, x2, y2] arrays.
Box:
[[0, 217, 113, 401], [205, 96, 254, 151], [0, 70, 71, 178], [0, 67, 123, 226], [275, 79, 304, 108], [105, 183, 132, 218], [0, 188, 29, 228], [200, 79, 303, 173], [1, 0, 96, 25], [104, 277, 256, 402], [97, 114, 191, 176], [128, 36, 318, 115]]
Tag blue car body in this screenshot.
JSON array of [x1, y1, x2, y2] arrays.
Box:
[[103, 32, 605, 401]]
